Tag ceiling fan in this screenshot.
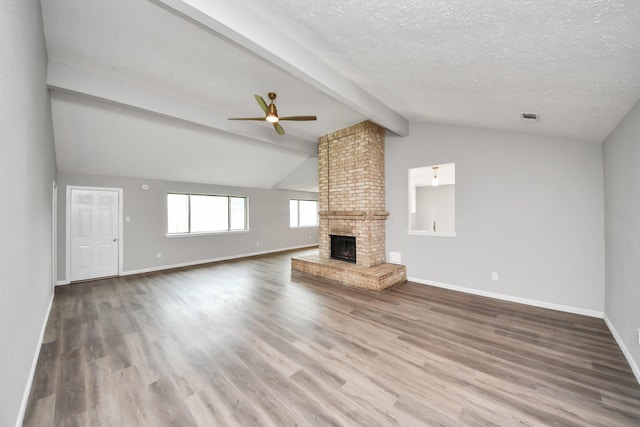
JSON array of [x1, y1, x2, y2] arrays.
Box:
[[228, 92, 317, 135]]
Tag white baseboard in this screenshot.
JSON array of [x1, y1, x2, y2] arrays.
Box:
[[55, 245, 318, 283], [15, 293, 54, 427], [121, 244, 318, 276], [603, 314, 640, 385], [408, 276, 604, 318]]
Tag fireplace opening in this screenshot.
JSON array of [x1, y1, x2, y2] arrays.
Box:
[[330, 235, 356, 263]]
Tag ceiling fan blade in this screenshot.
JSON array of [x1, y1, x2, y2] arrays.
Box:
[[273, 122, 285, 135], [228, 117, 267, 121], [254, 95, 269, 113], [278, 116, 317, 121]]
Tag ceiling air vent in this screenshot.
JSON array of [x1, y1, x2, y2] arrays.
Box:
[[521, 112, 539, 121]]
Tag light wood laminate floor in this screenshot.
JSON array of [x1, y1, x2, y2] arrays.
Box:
[[23, 249, 640, 426]]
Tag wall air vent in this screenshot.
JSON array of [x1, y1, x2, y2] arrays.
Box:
[[521, 112, 540, 121]]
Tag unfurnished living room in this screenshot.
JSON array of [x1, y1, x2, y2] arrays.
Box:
[[2, 0, 640, 426]]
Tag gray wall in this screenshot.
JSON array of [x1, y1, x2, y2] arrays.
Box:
[[56, 173, 318, 279], [0, 0, 57, 425], [603, 98, 640, 377], [386, 122, 605, 312]]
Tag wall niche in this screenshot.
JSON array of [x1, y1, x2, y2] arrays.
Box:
[[408, 162, 456, 236]]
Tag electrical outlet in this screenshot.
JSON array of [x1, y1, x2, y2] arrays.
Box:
[[491, 272, 498, 281], [256, 241, 260, 246], [156, 252, 162, 258]]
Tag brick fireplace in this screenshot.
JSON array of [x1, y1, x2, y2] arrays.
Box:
[[291, 121, 406, 292]]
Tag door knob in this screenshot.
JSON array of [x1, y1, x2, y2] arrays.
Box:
[[113, 238, 118, 242]]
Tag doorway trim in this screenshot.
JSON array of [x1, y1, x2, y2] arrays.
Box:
[[52, 180, 57, 289], [65, 185, 124, 283]]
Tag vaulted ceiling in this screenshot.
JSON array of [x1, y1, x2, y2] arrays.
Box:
[[40, 0, 640, 192]]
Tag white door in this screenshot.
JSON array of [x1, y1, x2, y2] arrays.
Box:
[[70, 189, 119, 281]]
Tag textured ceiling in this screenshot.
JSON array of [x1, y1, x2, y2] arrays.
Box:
[[40, 0, 364, 142], [40, 0, 640, 191], [243, 0, 640, 142]]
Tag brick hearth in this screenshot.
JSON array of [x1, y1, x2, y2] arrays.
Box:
[[292, 121, 406, 292]]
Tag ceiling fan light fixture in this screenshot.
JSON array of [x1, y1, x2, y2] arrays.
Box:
[[266, 103, 279, 123], [266, 113, 279, 123]]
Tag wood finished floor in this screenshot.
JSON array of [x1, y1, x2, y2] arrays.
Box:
[[23, 249, 640, 426]]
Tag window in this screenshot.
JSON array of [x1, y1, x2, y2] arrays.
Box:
[[290, 199, 318, 227], [167, 193, 247, 234]]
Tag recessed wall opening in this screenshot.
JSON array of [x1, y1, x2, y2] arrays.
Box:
[[408, 162, 456, 236], [330, 235, 356, 263]]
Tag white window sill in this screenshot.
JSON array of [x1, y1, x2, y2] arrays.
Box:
[[407, 230, 457, 238], [166, 229, 249, 238]]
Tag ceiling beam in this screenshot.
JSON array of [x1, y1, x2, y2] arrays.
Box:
[[153, 0, 410, 137], [47, 61, 319, 156]]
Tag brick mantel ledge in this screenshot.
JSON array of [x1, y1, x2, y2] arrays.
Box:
[[319, 211, 389, 221]]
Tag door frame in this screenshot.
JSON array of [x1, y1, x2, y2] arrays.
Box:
[[52, 180, 57, 289], [65, 185, 124, 282]]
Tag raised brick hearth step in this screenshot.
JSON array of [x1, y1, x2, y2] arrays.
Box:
[[291, 255, 407, 292]]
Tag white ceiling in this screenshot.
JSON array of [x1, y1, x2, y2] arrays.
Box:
[[242, 0, 640, 141], [40, 0, 640, 191], [51, 91, 313, 189]]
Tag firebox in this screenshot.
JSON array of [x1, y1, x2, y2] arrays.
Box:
[[330, 235, 356, 263]]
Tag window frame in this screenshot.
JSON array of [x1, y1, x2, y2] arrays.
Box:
[[166, 192, 248, 236], [289, 199, 319, 228]]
